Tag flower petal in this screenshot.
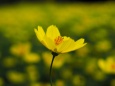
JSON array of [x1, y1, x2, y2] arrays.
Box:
[[61, 38, 86, 53], [43, 36, 56, 51], [46, 25, 60, 41], [98, 59, 106, 72], [73, 38, 87, 50], [57, 38, 74, 53], [34, 26, 45, 41], [63, 36, 70, 41], [75, 38, 85, 45]]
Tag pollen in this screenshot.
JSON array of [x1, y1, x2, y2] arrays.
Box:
[[54, 36, 63, 45]]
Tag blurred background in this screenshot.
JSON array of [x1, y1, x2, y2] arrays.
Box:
[[0, 0, 115, 86]]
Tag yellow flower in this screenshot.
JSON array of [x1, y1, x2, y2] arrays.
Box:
[[34, 25, 86, 54], [98, 57, 115, 74], [10, 43, 31, 56]]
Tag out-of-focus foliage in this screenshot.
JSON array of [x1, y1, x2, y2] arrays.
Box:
[[0, 2, 115, 86]]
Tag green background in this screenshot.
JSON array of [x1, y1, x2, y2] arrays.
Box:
[[0, 2, 115, 86]]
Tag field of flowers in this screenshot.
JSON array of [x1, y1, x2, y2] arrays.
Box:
[[0, 2, 115, 86]]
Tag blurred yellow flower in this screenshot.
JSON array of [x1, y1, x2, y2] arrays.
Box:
[[10, 43, 31, 56], [35, 25, 86, 54], [26, 65, 39, 82], [98, 57, 115, 74], [55, 80, 65, 86], [23, 53, 40, 63], [7, 71, 25, 83]]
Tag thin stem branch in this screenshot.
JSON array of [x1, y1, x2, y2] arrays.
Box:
[[49, 55, 55, 86], [49, 52, 58, 86]]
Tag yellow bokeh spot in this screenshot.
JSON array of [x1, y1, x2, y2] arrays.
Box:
[[73, 75, 85, 86], [23, 53, 40, 63], [30, 83, 50, 86], [26, 65, 39, 82], [98, 56, 115, 74], [7, 71, 25, 83], [10, 43, 31, 56], [55, 80, 65, 86], [96, 40, 111, 52]]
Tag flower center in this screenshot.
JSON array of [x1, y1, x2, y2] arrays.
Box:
[[111, 64, 115, 69], [54, 36, 63, 45]]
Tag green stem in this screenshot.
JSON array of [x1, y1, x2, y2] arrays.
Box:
[[49, 52, 58, 86]]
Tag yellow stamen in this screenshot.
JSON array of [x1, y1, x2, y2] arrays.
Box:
[[54, 36, 63, 45]]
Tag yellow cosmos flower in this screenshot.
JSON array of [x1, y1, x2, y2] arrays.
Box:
[[34, 25, 86, 54], [98, 57, 115, 74]]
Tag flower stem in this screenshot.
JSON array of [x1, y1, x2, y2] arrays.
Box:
[[49, 52, 58, 86]]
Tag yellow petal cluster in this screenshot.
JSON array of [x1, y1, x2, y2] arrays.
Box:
[[34, 25, 86, 54], [98, 57, 115, 74]]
